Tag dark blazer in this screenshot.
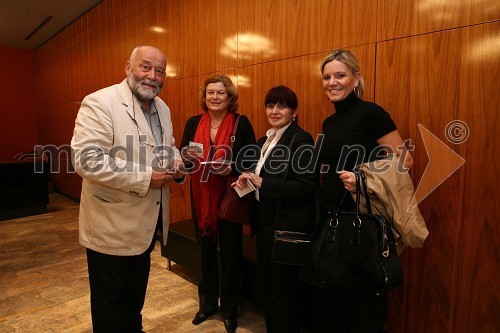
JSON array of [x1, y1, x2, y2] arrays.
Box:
[[254, 121, 318, 242]]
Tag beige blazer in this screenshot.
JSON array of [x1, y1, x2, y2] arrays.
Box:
[[71, 79, 181, 256], [354, 155, 429, 254]]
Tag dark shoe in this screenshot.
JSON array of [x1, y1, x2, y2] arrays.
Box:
[[223, 318, 237, 333], [192, 310, 216, 325]]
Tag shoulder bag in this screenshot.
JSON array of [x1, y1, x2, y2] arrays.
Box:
[[311, 171, 403, 292]]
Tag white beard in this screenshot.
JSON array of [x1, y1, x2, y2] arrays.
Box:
[[128, 74, 162, 101]]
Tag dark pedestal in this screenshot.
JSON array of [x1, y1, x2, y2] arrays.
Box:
[[160, 219, 200, 274], [0, 160, 49, 221]]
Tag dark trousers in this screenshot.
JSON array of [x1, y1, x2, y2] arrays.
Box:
[[86, 237, 155, 333], [197, 219, 243, 319], [315, 285, 388, 333], [256, 231, 301, 333]]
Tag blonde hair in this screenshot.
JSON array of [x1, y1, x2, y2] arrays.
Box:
[[320, 49, 364, 98], [199, 75, 239, 113]]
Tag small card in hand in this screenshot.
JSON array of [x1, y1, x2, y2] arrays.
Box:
[[233, 179, 256, 198], [188, 141, 203, 157]]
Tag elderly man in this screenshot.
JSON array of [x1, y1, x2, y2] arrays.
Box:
[[71, 46, 183, 333]]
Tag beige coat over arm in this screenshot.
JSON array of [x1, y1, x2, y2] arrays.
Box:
[[354, 155, 429, 254]]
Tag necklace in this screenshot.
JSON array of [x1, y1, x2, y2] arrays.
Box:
[[210, 123, 220, 129]]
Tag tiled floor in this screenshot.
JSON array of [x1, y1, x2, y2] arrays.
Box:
[[0, 193, 266, 332]]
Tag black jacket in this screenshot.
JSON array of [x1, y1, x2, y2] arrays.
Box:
[[253, 122, 318, 241]]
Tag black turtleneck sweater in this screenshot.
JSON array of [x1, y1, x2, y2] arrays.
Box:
[[318, 91, 397, 205]]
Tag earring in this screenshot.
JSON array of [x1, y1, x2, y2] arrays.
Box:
[[354, 86, 359, 97]]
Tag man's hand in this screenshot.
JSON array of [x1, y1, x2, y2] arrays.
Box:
[[150, 168, 174, 189], [171, 159, 185, 179]]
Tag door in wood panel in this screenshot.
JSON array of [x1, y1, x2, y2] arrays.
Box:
[[237, 0, 377, 67], [378, 0, 500, 41]]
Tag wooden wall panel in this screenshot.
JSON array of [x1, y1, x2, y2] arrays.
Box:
[[108, 0, 156, 25], [175, 0, 203, 77], [36, 66, 50, 108], [148, 0, 238, 80], [376, 23, 500, 332], [237, 45, 376, 140], [452, 216, 500, 332], [192, 0, 216, 75], [376, 22, 500, 220], [237, 55, 328, 139], [162, 78, 205, 144], [385, 288, 404, 333], [458, 22, 500, 221], [237, 0, 377, 67], [213, 0, 239, 70], [162, 76, 206, 223], [84, 0, 113, 42], [38, 100, 80, 198], [86, 30, 124, 92], [153, 1, 183, 80], [37, 61, 60, 108], [402, 208, 459, 333], [39, 102, 77, 147], [378, 0, 500, 41]]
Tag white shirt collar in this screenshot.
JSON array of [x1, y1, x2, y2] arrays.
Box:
[[265, 122, 291, 140]]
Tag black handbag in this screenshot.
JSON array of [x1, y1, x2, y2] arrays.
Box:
[[311, 172, 403, 292], [271, 133, 313, 266]]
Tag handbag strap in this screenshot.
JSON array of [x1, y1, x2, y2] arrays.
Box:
[[228, 114, 241, 149], [359, 169, 401, 237], [359, 171, 373, 214], [334, 171, 363, 217], [354, 172, 361, 217]]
